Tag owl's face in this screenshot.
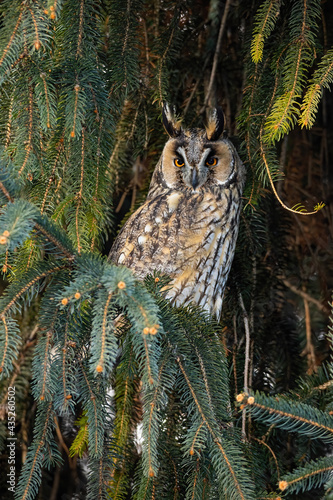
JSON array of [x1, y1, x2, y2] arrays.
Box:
[[154, 105, 241, 193]]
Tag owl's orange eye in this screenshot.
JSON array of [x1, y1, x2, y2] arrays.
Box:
[[205, 156, 218, 167], [174, 158, 185, 168]]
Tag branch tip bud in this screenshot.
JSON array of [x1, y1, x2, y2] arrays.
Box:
[[279, 481, 288, 491]]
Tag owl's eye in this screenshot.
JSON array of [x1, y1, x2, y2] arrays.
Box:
[[205, 156, 218, 167], [174, 157, 185, 168]]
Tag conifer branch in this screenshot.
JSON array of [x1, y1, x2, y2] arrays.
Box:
[[1, 325, 37, 399], [0, 264, 69, 318], [143, 336, 154, 387], [259, 128, 324, 215], [212, 439, 247, 500], [60, 312, 76, 408], [242, 60, 264, 207], [281, 466, 333, 489], [90, 117, 104, 251], [18, 85, 34, 176], [300, 48, 333, 128], [191, 456, 201, 496], [79, 361, 100, 456], [107, 140, 120, 174], [189, 420, 205, 455], [39, 72, 51, 129], [121, 0, 131, 85], [69, 414, 89, 458], [5, 95, 14, 149], [71, 84, 81, 138], [34, 222, 75, 260], [113, 345, 136, 452], [251, 0, 281, 64], [176, 356, 249, 500], [164, 449, 179, 497], [252, 402, 333, 433], [98, 292, 113, 371], [39, 331, 52, 402], [177, 357, 210, 431], [111, 459, 126, 498], [94, 119, 103, 200], [244, 394, 333, 442], [53, 196, 75, 222], [25, 239, 36, 272], [195, 346, 213, 411], [244, 134, 257, 209], [97, 455, 104, 498], [117, 377, 129, 441], [28, 8, 40, 50], [40, 149, 62, 215], [0, 9, 23, 70], [141, 476, 152, 498], [278, 457, 333, 493], [0, 315, 9, 373], [158, 24, 176, 104], [76, 128, 85, 253], [76, 0, 85, 58], [264, 0, 320, 143], [18, 401, 54, 500], [146, 359, 167, 477]]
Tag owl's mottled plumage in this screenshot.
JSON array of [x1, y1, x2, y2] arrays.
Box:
[[109, 105, 246, 320]]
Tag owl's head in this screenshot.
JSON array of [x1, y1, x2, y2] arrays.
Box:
[[150, 103, 245, 194]]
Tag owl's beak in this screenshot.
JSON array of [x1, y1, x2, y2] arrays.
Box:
[[191, 168, 199, 189]]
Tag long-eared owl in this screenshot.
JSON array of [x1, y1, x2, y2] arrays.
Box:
[[109, 105, 246, 320]]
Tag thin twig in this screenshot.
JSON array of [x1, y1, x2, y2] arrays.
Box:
[[252, 436, 281, 481], [232, 315, 238, 397], [0, 181, 13, 202], [203, 0, 232, 109], [239, 294, 250, 394], [280, 276, 326, 313], [54, 415, 76, 471], [302, 296, 317, 374], [239, 293, 251, 438]]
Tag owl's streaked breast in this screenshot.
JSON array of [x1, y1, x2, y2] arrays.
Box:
[[109, 184, 242, 320]]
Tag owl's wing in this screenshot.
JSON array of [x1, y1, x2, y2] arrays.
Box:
[[108, 191, 202, 279]]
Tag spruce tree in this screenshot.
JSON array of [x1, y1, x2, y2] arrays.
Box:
[[0, 1, 332, 499]]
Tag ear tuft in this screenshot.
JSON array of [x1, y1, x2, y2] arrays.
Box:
[[205, 107, 224, 141], [162, 103, 182, 138]]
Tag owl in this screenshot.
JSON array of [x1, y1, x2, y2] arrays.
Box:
[[109, 104, 246, 320]]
